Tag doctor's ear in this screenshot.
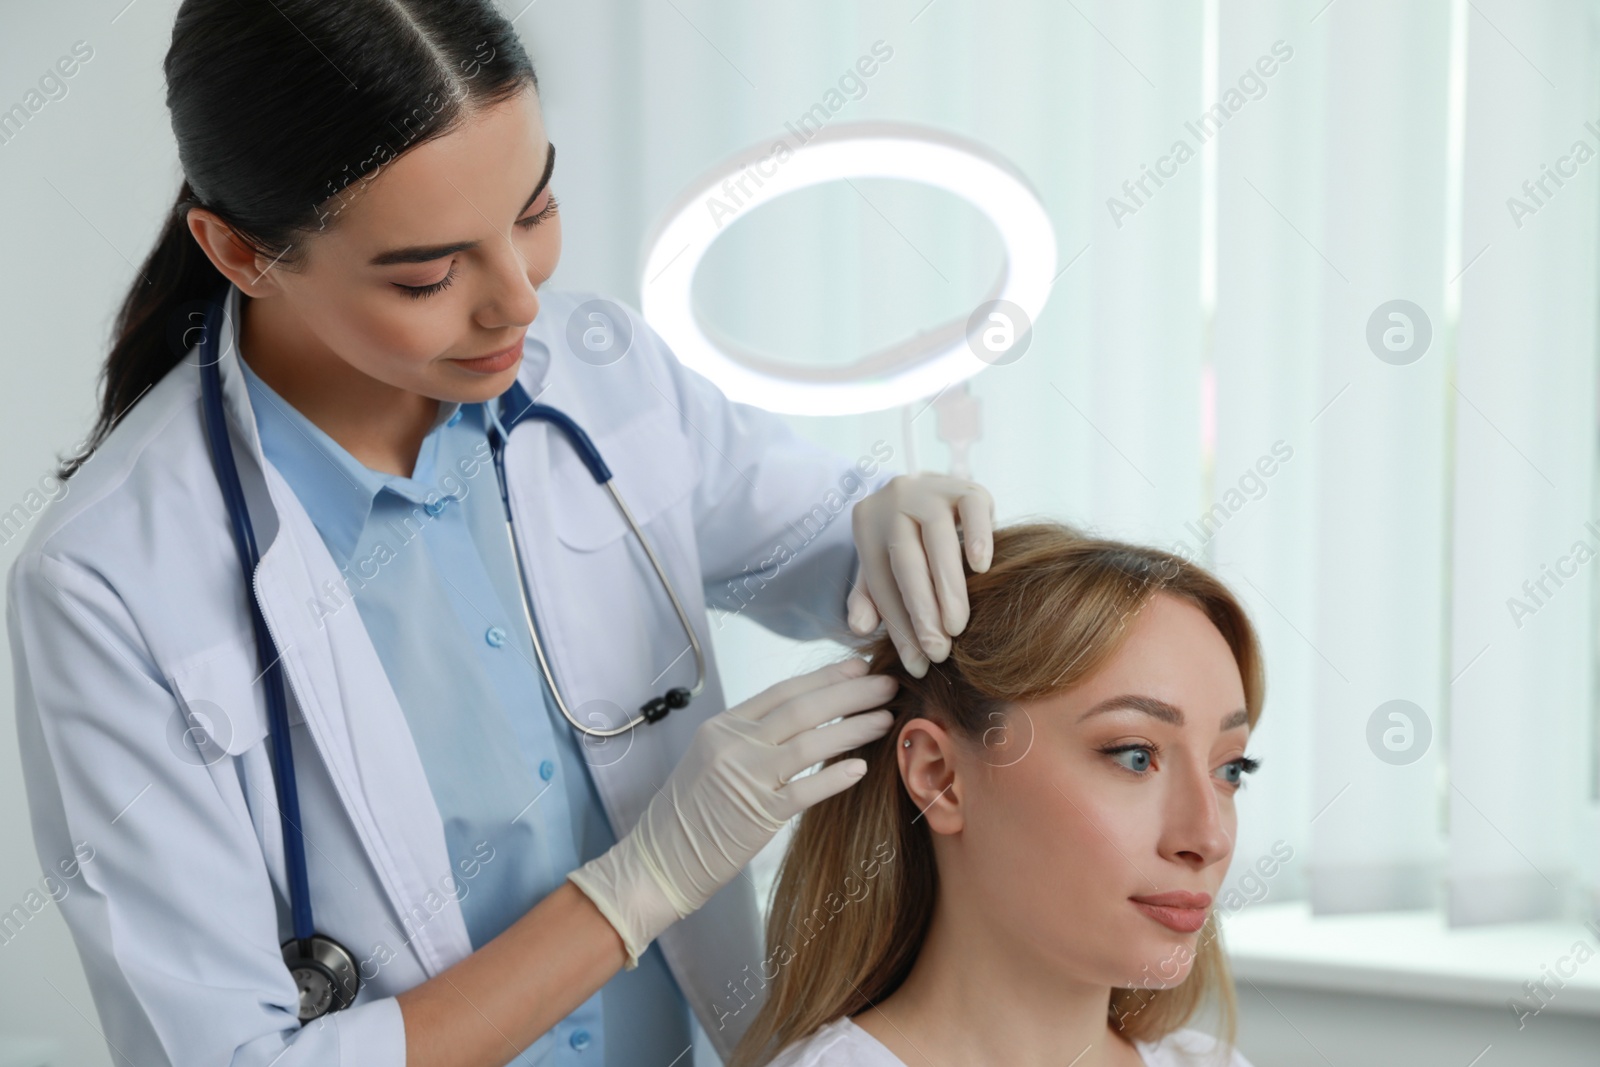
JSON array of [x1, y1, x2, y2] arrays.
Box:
[[897, 718, 964, 835], [184, 207, 293, 299]]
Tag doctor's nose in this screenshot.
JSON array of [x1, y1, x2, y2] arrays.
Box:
[[477, 244, 541, 330]]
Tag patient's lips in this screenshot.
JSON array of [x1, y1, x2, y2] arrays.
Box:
[[1129, 890, 1212, 933]]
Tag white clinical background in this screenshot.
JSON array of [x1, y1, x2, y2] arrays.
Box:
[[3, 1, 1600, 1064]]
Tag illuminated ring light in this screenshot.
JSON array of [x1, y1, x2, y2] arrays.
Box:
[[639, 121, 1058, 416]]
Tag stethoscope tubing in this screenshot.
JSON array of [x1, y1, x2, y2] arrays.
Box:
[[193, 288, 707, 1016], [487, 389, 706, 737], [197, 295, 319, 950]]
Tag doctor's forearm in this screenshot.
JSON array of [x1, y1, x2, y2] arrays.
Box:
[[394, 880, 627, 1066]]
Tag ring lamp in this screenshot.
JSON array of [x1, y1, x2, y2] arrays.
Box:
[[639, 121, 1058, 415]]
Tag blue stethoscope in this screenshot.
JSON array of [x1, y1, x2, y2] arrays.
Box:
[[194, 291, 704, 1020]]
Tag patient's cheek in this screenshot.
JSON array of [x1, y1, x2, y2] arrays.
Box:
[[980, 770, 1121, 894], [1049, 779, 1140, 858]]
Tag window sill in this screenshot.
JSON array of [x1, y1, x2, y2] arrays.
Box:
[[1219, 901, 1600, 1017]]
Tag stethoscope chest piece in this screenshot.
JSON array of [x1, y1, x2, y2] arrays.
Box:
[[281, 935, 360, 1021]]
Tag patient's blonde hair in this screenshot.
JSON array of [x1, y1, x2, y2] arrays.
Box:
[[729, 521, 1266, 1066]]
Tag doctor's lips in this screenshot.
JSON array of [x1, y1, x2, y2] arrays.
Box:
[[1129, 890, 1212, 933], [450, 332, 526, 373]]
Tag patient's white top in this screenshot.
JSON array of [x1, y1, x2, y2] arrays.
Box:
[[765, 1016, 1255, 1066]]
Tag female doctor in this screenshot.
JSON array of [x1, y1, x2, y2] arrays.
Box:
[[6, 2, 996, 1066]]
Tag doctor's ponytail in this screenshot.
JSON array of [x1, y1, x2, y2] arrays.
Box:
[[56, 180, 223, 480], [62, 0, 538, 480]]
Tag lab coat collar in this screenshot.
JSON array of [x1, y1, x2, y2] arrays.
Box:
[[187, 285, 770, 1049], [208, 281, 477, 975], [213, 280, 557, 463], [237, 352, 466, 565], [198, 281, 564, 979], [212, 284, 268, 488]]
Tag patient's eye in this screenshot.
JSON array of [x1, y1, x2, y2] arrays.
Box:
[[1217, 755, 1262, 787], [1101, 743, 1154, 774]]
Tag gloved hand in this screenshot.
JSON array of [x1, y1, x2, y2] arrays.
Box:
[[848, 472, 996, 678], [566, 657, 897, 968]]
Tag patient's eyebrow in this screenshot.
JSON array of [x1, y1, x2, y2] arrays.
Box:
[[1077, 694, 1248, 731]]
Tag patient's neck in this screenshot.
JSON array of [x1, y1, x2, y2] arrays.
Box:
[[855, 889, 1141, 1067]]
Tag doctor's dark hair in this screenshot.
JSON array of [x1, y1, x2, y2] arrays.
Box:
[[60, 0, 537, 480], [729, 521, 1266, 1067]]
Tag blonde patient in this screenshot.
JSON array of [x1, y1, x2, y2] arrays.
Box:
[[731, 522, 1264, 1067]]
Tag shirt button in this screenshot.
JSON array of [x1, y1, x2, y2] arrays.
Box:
[[446, 408, 463, 427], [569, 1029, 591, 1052], [539, 759, 555, 781], [485, 626, 507, 648], [425, 498, 447, 517]]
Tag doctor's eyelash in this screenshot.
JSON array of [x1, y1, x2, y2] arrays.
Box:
[[396, 266, 456, 299], [518, 193, 559, 228], [395, 197, 560, 300]]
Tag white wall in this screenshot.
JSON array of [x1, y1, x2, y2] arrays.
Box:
[[0, 2, 185, 1064]]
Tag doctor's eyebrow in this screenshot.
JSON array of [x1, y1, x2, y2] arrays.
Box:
[[367, 141, 556, 266], [1077, 694, 1249, 732]]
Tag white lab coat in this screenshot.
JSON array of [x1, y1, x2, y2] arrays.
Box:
[[8, 283, 894, 1065]]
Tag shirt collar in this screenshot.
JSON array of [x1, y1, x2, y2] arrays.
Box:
[[237, 357, 469, 564]]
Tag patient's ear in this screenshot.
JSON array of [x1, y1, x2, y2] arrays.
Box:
[[897, 718, 963, 835]]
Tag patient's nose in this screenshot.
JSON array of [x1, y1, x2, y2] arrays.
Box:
[[1159, 756, 1234, 869]]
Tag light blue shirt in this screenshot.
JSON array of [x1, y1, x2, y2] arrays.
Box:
[[239, 359, 692, 1065]]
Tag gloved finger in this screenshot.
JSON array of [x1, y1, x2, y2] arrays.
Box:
[[916, 505, 970, 639], [886, 528, 950, 664], [855, 529, 929, 677], [723, 656, 870, 723], [773, 756, 872, 818], [760, 673, 897, 744], [846, 579, 880, 635], [774, 708, 894, 782], [955, 484, 996, 572], [866, 551, 930, 678], [848, 554, 886, 638]]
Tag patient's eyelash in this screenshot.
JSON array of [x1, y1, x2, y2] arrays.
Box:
[[1222, 755, 1262, 787], [1101, 742, 1159, 774], [1098, 743, 1262, 787]]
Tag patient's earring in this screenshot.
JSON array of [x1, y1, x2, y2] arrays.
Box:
[[903, 739, 911, 748]]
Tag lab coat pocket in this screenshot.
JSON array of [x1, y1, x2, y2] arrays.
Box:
[[551, 405, 701, 551], [166, 638, 287, 896], [166, 639, 272, 763]]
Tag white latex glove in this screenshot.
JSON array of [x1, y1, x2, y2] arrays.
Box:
[[847, 473, 996, 678], [566, 657, 897, 968]]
